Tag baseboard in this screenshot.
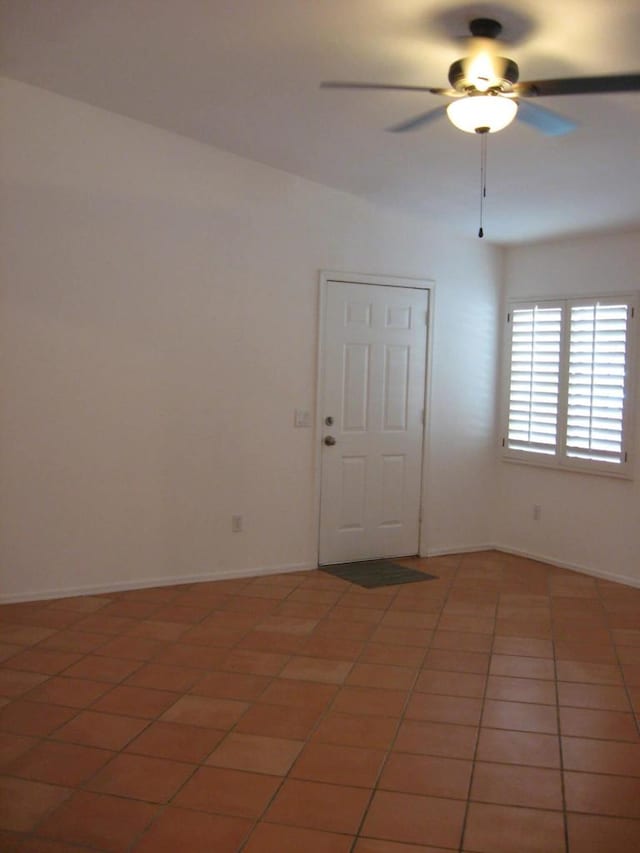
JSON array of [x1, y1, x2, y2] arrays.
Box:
[[422, 542, 640, 589], [0, 561, 317, 604], [494, 545, 640, 589], [420, 543, 497, 558], [4, 543, 639, 603]]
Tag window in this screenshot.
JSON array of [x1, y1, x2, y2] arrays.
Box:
[[503, 296, 636, 476]]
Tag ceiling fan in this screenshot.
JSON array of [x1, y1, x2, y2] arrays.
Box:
[[322, 18, 640, 137]]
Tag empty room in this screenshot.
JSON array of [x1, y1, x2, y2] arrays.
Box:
[[1, 2, 639, 851]]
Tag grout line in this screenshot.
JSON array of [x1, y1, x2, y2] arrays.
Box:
[[457, 551, 502, 853], [3, 556, 640, 851]]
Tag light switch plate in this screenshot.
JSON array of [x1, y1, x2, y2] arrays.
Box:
[[294, 409, 311, 428]]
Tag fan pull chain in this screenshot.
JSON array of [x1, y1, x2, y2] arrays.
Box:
[[477, 128, 488, 238]]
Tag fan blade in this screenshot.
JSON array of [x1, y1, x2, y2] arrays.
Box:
[[321, 81, 450, 95], [516, 73, 640, 97], [516, 101, 577, 136], [387, 105, 447, 133]]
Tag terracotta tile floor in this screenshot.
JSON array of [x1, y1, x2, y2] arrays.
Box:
[[1, 550, 640, 852]]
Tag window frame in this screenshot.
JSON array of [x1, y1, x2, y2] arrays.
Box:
[[501, 293, 637, 479]]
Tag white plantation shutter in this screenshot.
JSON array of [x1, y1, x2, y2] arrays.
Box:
[[503, 296, 636, 475], [507, 304, 562, 455], [566, 301, 629, 464]]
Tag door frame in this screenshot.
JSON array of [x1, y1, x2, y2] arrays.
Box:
[[315, 270, 436, 565]]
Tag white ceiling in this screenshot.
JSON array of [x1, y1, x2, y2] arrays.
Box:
[[2, 0, 639, 244]]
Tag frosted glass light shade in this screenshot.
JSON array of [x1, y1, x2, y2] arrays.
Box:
[[447, 95, 518, 134]]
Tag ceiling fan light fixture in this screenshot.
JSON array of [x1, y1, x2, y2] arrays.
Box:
[[447, 94, 518, 134]]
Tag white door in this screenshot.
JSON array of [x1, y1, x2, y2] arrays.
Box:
[[319, 280, 428, 565]]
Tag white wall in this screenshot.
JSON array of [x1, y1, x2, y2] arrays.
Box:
[[0, 79, 501, 601], [496, 230, 640, 586]]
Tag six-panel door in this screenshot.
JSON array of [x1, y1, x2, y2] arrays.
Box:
[[319, 281, 428, 565]]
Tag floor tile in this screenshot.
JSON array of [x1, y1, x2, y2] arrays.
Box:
[[0, 671, 49, 700], [2, 650, 82, 676], [37, 629, 110, 654], [311, 711, 399, 750], [91, 685, 180, 719], [52, 709, 148, 749], [125, 619, 188, 642], [160, 694, 248, 728], [492, 637, 554, 658], [559, 707, 640, 741], [381, 611, 437, 630], [300, 635, 365, 661], [481, 699, 558, 734], [219, 648, 290, 675], [0, 700, 77, 737], [471, 761, 563, 809], [291, 741, 385, 787], [259, 678, 338, 710], [557, 682, 631, 711], [0, 627, 57, 646], [206, 732, 303, 775], [94, 636, 166, 660], [331, 686, 408, 717], [153, 643, 227, 670], [126, 720, 224, 762], [5, 739, 114, 786], [561, 736, 640, 777], [36, 790, 157, 851], [5, 555, 640, 852], [485, 675, 557, 705], [0, 777, 70, 832], [25, 676, 111, 708], [462, 802, 565, 853], [414, 669, 486, 698], [124, 662, 202, 692], [243, 822, 354, 853], [131, 807, 252, 853], [354, 841, 453, 853], [394, 720, 478, 760], [190, 670, 271, 700], [358, 642, 424, 668], [370, 626, 431, 647], [378, 752, 472, 800], [0, 732, 37, 767], [405, 693, 482, 726], [489, 655, 555, 680], [86, 752, 194, 802], [423, 649, 490, 674], [234, 702, 322, 739], [265, 778, 369, 834], [475, 728, 561, 768], [362, 790, 465, 849], [564, 771, 640, 818], [174, 765, 280, 817], [431, 630, 493, 653], [62, 654, 142, 683], [346, 663, 415, 690], [566, 813, 640, 853], [555, 661, 623, 685]]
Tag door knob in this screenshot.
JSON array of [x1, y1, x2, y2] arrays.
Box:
[[324, 436, 336, 446]]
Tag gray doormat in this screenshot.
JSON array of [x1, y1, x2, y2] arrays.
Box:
[[320, 559, 438, 589]]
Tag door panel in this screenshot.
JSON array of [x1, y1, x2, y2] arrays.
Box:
[[319, 280, 428, 565]]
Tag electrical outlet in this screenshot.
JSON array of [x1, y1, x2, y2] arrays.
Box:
[[231, 515, 243, 533], [533, 504, 541, 521]]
